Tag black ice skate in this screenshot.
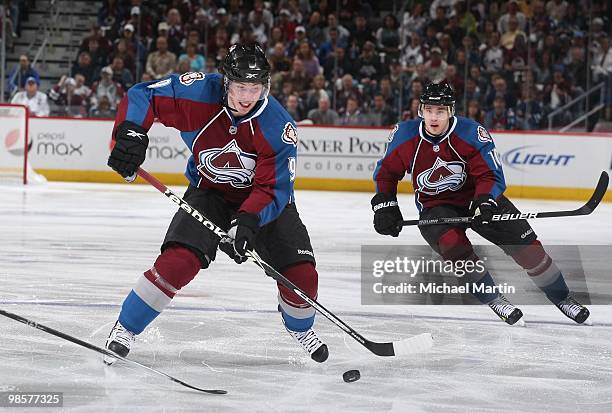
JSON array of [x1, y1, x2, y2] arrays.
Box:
[[103, 320, 135, 365], [285, 327, 329, 363], [488, 295, 525, 326], [555, 294, 591, 324]]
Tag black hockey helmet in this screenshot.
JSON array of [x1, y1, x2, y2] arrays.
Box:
[[419, 81, 456, 116], [220, 43, 271, 84]]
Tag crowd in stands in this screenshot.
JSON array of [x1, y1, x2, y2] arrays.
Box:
[[4, 0, 612, 130]]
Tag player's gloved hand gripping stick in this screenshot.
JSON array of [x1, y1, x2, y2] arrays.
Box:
[[398, 171, 609, 228], [133, 167, 433, 357]]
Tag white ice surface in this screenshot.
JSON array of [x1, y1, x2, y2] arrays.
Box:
[[1, 182, 611, 412]]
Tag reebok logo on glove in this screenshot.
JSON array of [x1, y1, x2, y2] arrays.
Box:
[[126, 130, 146, 140]]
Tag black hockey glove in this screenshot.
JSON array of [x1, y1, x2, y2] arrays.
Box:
[[220, 212, 259, 264], [371, 193, 403, 237], [108, 120, 149, 180], [470, 195, 499, 229]]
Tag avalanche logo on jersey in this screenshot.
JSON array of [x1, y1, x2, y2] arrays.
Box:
[[416, 157, 467, 195], [477, 125, 493, 143], [197, 139, 257, 188], [281, 122, 298, 146]]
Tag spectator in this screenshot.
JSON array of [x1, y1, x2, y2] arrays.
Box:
[[376, 14, 401, 59], [175, 58, 191, 75], [179, 43, 206, 73], [83, 38, 107, 72], [402, 97, 420, 120], [454, 1, 477, 35], [307, 94, 339, 125], [546, 0, 569, 23], [402, 4, 428, 37], [73, 74, 92, 106], [109, 39, 136, 77], [566, 45, 587, 90], [484, 96, 516, 130], [276, 8, 297, 43], [269, 42, 292, 73], [424, 47, 448, 83], [117, 24, 147, 70], [591, 35, 611, 84], [350, 14, 375, 53], [285, 59, 311, 98], [306, 11, 325, 48], [497, 0, 527, 33], [285, 94, 303, 121], [214, 8, 237, 39], [401, 32, 426, 72], [91, 66, 124, 111], [208, 27, 230, 61], [500, 16, 526, 50], [339, 95, 367, 125], [515, 86, 543, 130], [49, 76, 88, 117], [445, 64, 464, 97], [335, 74, 362, 114], [80, 23, 112, 56], [466, 99, 484, 123], [166, 8, 184, 44], [249, 6, 269, 45], [146, 37, 177, 79], [444, 15, 466, 49], [486, 75, 516, 108], [110, 57, 134, 89], [247, 0, 274, 31], [288, 25, 311, 57], [304, 74, 329, 113], [368, 94, 396, 126], [71, 51, 97, 86], [482, 32, 504, 75], [323, 47, 355, 81], [11, 77, 50, 117], [7, 55, 40, 96], [323, 14, 349, 48], [295, 41, 322, 79], [155, 21, 182, 57], [430, 5, 448, 32], [90, 95, 116, 118], [356, 41, 383, 82]]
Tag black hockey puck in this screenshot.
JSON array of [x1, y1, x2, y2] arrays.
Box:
[[342, 369, 360, 383]]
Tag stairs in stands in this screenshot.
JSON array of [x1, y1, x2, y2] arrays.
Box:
[[7, 0, 101, 94]]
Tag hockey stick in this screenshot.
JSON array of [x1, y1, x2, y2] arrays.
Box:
[[400, 171, 609, 228], [135, 167, 433, 357], [0, 308, 226, 394]]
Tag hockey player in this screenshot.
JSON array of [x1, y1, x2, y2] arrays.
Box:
[[104, 43, 328, 364], [371, 82, 590, 325]]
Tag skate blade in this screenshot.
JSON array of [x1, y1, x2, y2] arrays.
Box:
[[512, 318, 526, 327], [581, 317, 593, 326]]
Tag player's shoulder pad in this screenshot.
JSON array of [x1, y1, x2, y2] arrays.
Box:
[[385, 118, 420, 154], [452, 115, 494, 149], [256, 95, 298, 151], [145, 72, 223, 104]]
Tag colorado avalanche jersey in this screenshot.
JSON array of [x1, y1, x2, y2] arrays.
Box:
[[112, 72, 299, 226], [373, 116, 506, 211]]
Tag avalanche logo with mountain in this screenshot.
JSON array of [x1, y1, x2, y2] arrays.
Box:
[[416, 157, 467, 195], [197, 139, 257, 188]]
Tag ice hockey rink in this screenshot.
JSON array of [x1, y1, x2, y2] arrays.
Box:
[[1, 182, 611, 412]]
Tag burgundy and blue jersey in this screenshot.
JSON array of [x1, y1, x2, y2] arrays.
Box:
[[112, 72, 298, 226], [374, 116, 506, 211]]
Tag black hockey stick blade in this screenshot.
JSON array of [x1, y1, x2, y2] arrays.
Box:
[[400, 171, 609, 227], [247, 251, 434, 357], [0, 308, 227, 395], [136, 168, 433, 357]]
